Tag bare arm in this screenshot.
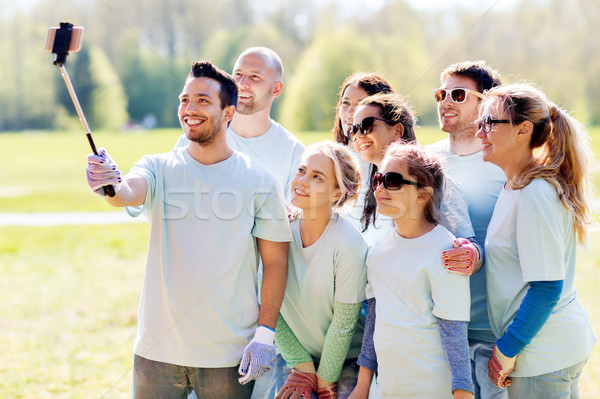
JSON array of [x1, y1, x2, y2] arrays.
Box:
[[347, 366, 374, 399], [256, 239, 288, 329], [105, 173, 148, 208]]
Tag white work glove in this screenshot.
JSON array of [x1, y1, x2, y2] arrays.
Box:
[[238, 325, 277, 385], [86, 147, 121, 196]]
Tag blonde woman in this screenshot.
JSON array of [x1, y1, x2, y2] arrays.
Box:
[[476, 83, 596, 397], [275, 141, 368, 399]]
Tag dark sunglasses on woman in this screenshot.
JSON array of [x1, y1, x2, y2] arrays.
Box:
[[433, 87, 484, 104], [371, 172, 424, 191], [478, 114, 511, 134], [347, 116, 393, 142]]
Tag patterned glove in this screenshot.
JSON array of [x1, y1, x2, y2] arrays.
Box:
[[238, 325, 277, 385], [442, 238, 478, 275], [276, 369, 318, 399], [86, 147, 121, 196], [286, 204, 302, 221], [316, 383, 337, 399], [488, 344, 516, 388]]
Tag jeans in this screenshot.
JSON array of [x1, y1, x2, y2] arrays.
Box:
[[133, 354, 254, 399], [469, 339, 508, 399], [251, 353, 289, 399], [507, 360, 587, 399]]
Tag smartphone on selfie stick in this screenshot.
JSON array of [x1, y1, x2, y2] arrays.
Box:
[[46, 22, 116, 197]]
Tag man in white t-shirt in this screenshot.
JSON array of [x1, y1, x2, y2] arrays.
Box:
[[428, 60, 507, 399], [174, 48, 305, 399], [85, 61, 292, 398], [174, 47, 305, 202]]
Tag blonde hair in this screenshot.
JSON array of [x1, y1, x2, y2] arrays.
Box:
[[303, 141, 362, 208], [482, 83, 593, 244]]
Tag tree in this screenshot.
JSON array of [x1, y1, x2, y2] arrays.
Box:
[[279, 28, 374, 132]]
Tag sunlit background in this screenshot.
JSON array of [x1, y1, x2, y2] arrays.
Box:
[[1, 0, 597, 132], [1, 1, 599, 398]]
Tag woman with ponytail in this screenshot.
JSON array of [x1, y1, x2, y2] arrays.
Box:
[[476, 83, 596, 398]]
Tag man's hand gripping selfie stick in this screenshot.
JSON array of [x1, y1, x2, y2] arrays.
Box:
[[46, 22, 116, 197]]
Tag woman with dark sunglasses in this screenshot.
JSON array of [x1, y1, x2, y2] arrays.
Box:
[[274, 141, 368, 399], [475, 84, 596, 398], [350, 143, 474, 398], [332, 72, 394, 146], [349, 93, 475, 245], [345, 93, 478, 397]]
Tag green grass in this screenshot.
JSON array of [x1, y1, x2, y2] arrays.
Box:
[[0, 127, 599, 398], [0, 127, 448, 213]]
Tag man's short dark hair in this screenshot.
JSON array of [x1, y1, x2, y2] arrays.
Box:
[[188, 61, 238, 109], [441, 60, 502, 92]]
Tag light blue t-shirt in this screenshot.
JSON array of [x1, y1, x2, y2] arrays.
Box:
[[280, 213, 368, 359], [485, 178, 596, 376], [429, 138, 505, 342], [174, 120, 305, 202], [367, 224, 470, 397], [129, 148, 292, 368]]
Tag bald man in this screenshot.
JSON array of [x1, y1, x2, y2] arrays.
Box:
[[174, 47, 305, 202]]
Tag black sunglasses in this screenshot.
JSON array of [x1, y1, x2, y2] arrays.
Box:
[[347, 116, 393, 142], [371, 172, 424, 191], [478, 114, 510, 134], [433, 87, 484, 104]]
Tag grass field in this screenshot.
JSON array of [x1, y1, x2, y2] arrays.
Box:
[[0, 127, 599, 398]]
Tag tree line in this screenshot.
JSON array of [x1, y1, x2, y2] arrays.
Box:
[[0, 0, 598, 132]]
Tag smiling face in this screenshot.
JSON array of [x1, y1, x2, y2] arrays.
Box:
[[291, 152, 341, 213], [373, 158, 420, 220], [476, 101, 516, 169], [178, 77, 233, 145], [232, 52, 281, 115], [339, 84, 369, 138], [437, 74, 481, 140], [353, 104, 401, 166]]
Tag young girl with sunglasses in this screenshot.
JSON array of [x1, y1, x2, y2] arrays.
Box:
[[274, 141, 369, 399], [476, 83, 596, 398], [350, 143, 473, 398]]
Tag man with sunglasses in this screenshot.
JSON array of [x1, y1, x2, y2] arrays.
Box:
[[429, 61, 507, 399]]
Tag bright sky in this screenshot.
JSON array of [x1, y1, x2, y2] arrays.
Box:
[[9, 0, 523, 12], [405, 0, 520, 9]]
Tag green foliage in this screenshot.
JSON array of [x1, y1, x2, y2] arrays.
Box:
[[52, 45, 130, 131], [0, 13, 57, 130], [1, 0, 600, 130], [88, 46, 130, 130], [279, 28, 374, 132]]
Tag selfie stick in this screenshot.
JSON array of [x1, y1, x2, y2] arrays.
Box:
[[49, 22, 115, 197]]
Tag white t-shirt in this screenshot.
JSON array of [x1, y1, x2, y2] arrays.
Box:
[[367, 225, 471, 398], [485, 178, 596, 376], [280, 213, 368, 359], [129, 148, 292, 367], [174, 119, 305, 202], [428, 138, 505, 341]]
